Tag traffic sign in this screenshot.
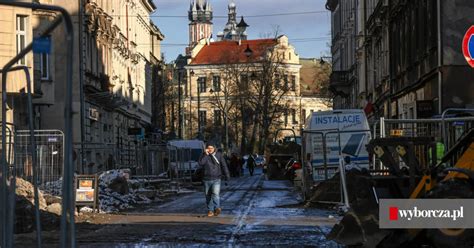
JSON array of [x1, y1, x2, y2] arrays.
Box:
[[462, 25, 474, 68]]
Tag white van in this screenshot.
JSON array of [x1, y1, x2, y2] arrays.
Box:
[[303, 109, 371, 182], [167, 140, 205, 176]]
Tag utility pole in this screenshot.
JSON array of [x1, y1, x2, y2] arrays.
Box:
[[177, 68, 182, 139], [197, 77, 201, 136]]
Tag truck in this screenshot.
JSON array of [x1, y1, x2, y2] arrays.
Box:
[[266, 131, 302, 181], [167, 140, 205, 179], [302, 109, 371, 182]]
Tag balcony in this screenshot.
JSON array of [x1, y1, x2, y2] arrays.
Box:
[[84, 72, 129, 110]]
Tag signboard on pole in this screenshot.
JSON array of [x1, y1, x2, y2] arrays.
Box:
[[462, 25, 474, 68], [75, 175, 98, 212]]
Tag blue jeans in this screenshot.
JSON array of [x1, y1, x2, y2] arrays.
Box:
[[203, 179, 221, 211]]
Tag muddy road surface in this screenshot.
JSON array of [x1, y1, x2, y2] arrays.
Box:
[[15, 169, 341, 247]]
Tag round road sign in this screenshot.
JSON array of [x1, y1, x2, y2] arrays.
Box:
[[462, 25, 474, 68]]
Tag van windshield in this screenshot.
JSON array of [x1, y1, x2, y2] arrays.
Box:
[[170, 148, 203, 162], [191, 149, 203, 161]]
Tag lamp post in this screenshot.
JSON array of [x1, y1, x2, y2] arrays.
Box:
[[191, 70, 201, 138], [177, 69, 182, 139], [319, 56, 332, 65], [241, 44, 253, 154]]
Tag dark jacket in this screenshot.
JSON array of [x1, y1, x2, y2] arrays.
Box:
[[198, 152, 230, 181], [247, 155, 256, 168]]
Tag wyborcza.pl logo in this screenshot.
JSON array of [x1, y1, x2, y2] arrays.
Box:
[[379, 199, 474, 229], [388, 206, 464, 221]]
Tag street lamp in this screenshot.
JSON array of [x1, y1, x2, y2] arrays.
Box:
[[238, 46, 254, 154], [177, 69, 182, 139], [193, 70, 202, 138], [319, 56, 332, 65]]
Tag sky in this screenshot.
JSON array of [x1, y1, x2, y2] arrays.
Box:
[[151, 0, 331, 62]]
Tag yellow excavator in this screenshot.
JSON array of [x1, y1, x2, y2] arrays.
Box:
[[327, 128, 474, 247]]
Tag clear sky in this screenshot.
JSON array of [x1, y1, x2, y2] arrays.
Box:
[[151, 0, 331, 62]]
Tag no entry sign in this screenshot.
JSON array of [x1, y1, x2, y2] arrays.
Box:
[[462, 25, 474, 68]]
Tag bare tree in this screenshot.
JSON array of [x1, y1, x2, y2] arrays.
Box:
[[315, 62, 334, 108], [251, 47, 292, 154], [205, 35, 294, 154]]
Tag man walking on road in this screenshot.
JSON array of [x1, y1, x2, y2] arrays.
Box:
[[247, 154, 256, 176], [198, 143, 230, 217]]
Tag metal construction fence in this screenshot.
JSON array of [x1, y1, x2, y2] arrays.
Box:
[[380, 117, 474, 150], [74, 142, 169, 177], [0, 2, 75, 247], [167, 146, 199, 183], [378, 109, 474, 169], [15, 130, 64, 185]]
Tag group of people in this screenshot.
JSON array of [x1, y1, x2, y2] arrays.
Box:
[[228, 153, 256, 177], [197, 143, 258, 217]]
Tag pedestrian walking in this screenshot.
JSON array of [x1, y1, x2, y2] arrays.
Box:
[[230, 153, 240, 177], [198, 143, 230, 217], [247, 153, 256, 176]]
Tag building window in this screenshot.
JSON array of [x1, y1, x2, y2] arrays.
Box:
[[301, 109, 306, 123], [290, 75, 296, 91], [40, 53, 50, 79], [214, 110, 222, 126], [292, 109, 297, 124], [284, 75, 289, 90], [212, 76, 221, 92], [284, 110, 288, 126], [16, 15, 28, 65], [198, 110, 207, 129], [240, 74, 248, 88], [275, 74, 280, 88], [198, 77, 206, 93]]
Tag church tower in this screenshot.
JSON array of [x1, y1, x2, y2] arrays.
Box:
[[217, 0, 249, 41], [187, 0, 213, 55]]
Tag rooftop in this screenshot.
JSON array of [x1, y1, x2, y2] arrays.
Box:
[[189, 39, 278, 65]]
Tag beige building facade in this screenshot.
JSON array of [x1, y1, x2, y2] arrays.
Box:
[[0, 5, 35, 125], [28, 0, 163, 173], [183, 36, 331, 147]]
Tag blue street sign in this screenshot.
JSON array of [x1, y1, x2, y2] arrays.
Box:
[[33, 36, 51, 54]]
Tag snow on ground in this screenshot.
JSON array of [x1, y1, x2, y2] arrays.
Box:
[[41, 178, 63, 196], [41, 169, 156, 213], [98, 169, 153, 213]]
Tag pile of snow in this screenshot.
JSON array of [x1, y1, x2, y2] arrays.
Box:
[[98, 169, 153, 213], [42, 178, 63, 196], [39, 170, 155, 213], [79, 206, 94, 213]]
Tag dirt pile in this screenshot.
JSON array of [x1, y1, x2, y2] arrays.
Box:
[[14, 178, 61, 233]]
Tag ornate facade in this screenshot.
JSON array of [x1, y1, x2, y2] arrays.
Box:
[[328, 0, 474, 121], [32, 0, 164, 173]]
